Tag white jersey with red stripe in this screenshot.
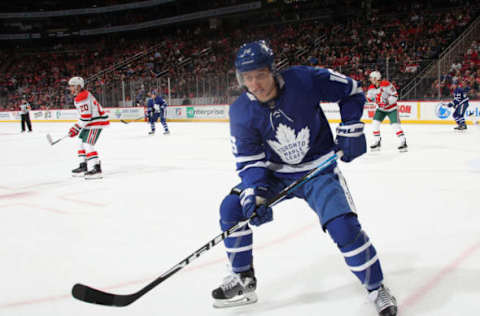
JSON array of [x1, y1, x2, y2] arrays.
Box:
[[74, 90, 110, 129], [366, 80, 398, 112]]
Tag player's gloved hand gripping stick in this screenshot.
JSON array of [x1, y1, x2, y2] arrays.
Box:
[[335, 121, 366, 162], [71, 151, 343, 307], [47, 122, 83, 146]]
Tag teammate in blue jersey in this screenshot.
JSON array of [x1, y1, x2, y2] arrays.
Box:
[[211, 41, 397, 316], [146, 91, 170, 135], [447, 83, 470, 130]]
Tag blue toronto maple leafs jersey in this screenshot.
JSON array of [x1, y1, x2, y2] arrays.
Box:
[[449, 87, 469, 108], [147, 95, 167, 113], [229, 66, 365, 188]]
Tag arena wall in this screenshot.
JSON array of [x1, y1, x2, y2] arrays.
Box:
[[0, 101, 479, 124]]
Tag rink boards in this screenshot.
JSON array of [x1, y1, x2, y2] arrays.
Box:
[[1, 101, 479, 124]]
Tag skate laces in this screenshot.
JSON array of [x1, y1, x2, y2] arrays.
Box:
[[220, 273, 242, 292], [368, 286, 394, 311]]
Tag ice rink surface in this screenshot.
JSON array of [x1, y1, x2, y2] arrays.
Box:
[[1, 121, 479, 316]]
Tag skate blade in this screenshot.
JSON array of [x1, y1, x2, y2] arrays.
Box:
[[213, 292, 257, 308], [370, 148, 381, 152], [398, 148, 408, 153], [72, 173, 85, 178]]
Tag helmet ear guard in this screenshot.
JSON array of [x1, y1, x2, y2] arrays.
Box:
[[234, 40, 275, 86]]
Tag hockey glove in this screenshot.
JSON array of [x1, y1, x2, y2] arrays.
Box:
[[335, 121, 366, 162], [240, 187, 273, 227], [377, 102, 387, 109], [68, 124, 82, 137]]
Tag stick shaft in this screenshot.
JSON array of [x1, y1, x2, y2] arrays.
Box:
[[72, 152, 340, 306], [47, 134, 68, 145], [121, 116, 145, 123]]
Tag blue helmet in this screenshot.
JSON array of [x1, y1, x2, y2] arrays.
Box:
[[235, 40, 274, 73], [235, 40, 274, 86]]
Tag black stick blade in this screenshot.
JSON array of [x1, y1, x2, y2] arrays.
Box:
[[72, 283, 134, 307]]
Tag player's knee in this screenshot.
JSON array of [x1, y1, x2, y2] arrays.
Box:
[[325, 213, 361, 247], [83, 142, 95, 152], [219, 193, 243, 224]]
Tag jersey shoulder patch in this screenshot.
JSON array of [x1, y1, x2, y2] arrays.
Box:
[[380, 80, 391, 87], [75, 90, 89, 103]]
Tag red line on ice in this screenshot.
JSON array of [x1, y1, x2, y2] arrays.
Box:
[[58, 195, 107, 207], [0, 191, 34, 200], [0, 223, 315, 309], [399, 241, 480, 311]]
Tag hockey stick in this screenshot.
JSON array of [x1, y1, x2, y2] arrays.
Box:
[[120, 116, 145, 124], [71, 152, 342, 307], [46, 134, 68, 146]]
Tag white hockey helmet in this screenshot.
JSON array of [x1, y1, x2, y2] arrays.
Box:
[[68, 76, 85, 88], [369, 71, 381, 81]]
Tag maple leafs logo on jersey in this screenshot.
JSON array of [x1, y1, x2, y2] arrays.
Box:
[[267, 123, 310, 164]]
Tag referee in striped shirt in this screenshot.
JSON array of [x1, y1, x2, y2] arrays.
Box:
[[19, 99, 32, 132]]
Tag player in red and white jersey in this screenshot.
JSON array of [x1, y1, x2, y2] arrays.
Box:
[[366, 71, 407, 152], [67, 76, 109, 179]]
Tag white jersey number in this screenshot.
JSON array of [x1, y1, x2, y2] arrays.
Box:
[[327, 68, 348, 85]]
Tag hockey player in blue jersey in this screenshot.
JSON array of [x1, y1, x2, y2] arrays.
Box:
[[211, 41, 397, 316], [146, 91, 170, 135], [447, 83, 470, 130]]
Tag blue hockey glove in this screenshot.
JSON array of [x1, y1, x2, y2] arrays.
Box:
[[240, 187, 273, 226], [335, 121, 366, 162]]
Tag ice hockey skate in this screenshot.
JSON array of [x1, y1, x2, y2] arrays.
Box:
[[84, 163, 103, 180], [454, 124, 467, 131], [72, 162, 87, 177], [398, 140, 408, 152], [163, 130, 170, 135], [148, 130, 155, 135], [368, 284, 397, 316], [370, 138, 381, 151], [212, 269, 257, 308]]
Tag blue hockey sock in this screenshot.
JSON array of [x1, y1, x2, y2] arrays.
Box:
[[219, 194, 253, 273], [161, 120, 169, 132], [326, 214, 384, 290]]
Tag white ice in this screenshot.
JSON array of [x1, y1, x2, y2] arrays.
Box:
[[0, 121, 479, 316]]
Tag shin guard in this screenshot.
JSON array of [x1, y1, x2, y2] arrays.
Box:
[[326, 214, 384, 290], [219, 193, 253, 273]]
